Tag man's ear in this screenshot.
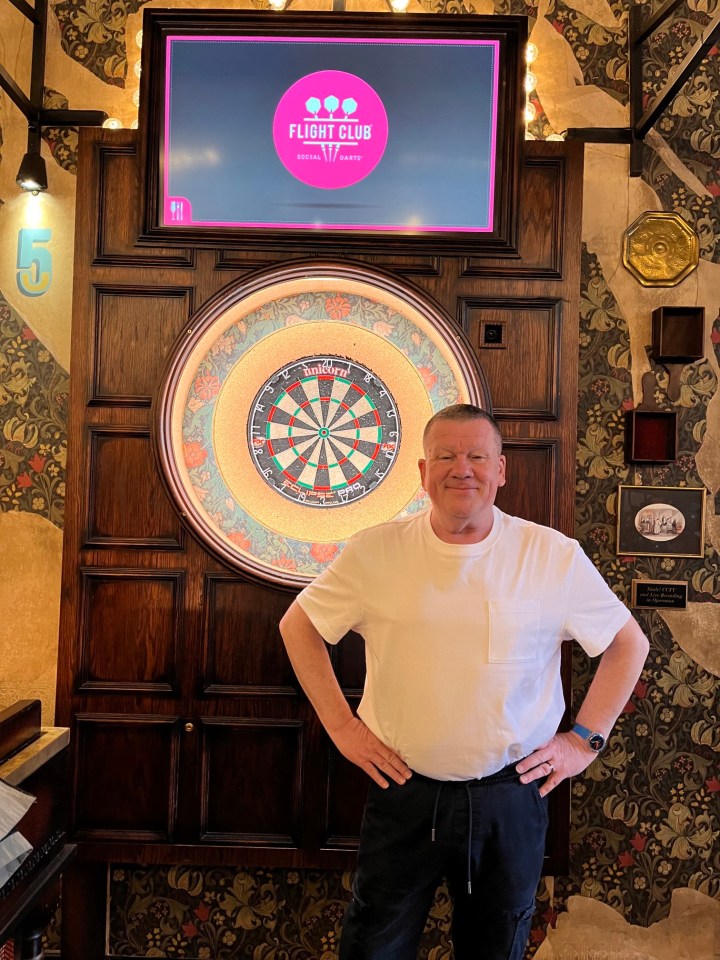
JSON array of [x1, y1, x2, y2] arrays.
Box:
[[497, 454, 507, 488], [418, 458, 427, 490]]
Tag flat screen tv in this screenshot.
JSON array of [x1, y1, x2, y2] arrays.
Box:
[[140, 11, 526, 254]]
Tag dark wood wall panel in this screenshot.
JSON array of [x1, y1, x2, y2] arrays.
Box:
[[200, 718, 303, 845], [202, 575, 296, 695], [333, 631, 366, 696], [78, 569, 183, 692], [85, 427, 184, 548], [495, 440, 558, 528], [95, 140, 194, 267], [91, 285, 193, 404], [460, 156, 565, 278], [73, 715, 179, 839], [461, 298, 561, 419], [57, 129, 583, 919], [216, 249, 441, 276], [322, 750, 367, 849]]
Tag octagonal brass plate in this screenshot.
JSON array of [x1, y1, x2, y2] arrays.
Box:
[[623, 211, 699, 287]]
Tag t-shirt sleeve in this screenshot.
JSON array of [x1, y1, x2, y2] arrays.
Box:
[[296, 537, 364, 644], [563, 545, 631, 657]]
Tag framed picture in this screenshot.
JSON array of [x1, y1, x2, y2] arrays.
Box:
[[617, 485, 706, 558]]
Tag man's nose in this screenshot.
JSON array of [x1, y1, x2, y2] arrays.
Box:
[[451, 457, 472, 475]]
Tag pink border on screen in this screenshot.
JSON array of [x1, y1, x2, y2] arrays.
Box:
[[163, 35, 501, 233]]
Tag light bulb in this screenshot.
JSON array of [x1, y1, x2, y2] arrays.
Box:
[[526, 42, 539, 64], [546, 133, 564, 141], [102, 118, 123, 130], [524, 71, 536, 93], [133, 89, 140, 107], [390, 0, 410, 10], [131, 119, 139, 130], [134, 61, 142, 78], [525, 131, 536, 140], [524, 102, 536, 123], [268, 0, 286, 9], [136, 29, 143, 48]]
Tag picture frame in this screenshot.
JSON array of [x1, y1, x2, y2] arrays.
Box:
[[617, 485, 706, 558]]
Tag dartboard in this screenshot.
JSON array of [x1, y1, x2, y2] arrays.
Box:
[[156, 262, 490, 587], [248, 357, 400, 508]]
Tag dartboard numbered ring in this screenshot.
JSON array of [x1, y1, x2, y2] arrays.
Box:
[[156, 262, 490, 587], [249, 356, 400, 509]]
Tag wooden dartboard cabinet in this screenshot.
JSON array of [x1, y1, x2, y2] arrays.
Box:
[[56, 124, 584, 955]]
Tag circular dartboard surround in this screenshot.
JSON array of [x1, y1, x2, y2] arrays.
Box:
[[156, 261, 491, 588]]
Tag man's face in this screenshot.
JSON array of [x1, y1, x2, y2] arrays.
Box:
[[418, 418, 506, 535]]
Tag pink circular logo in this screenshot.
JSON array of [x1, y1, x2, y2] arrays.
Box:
[[273, 70, 388, 190]]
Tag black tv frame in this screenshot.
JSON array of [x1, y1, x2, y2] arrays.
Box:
[[139, 10, 527, 256]]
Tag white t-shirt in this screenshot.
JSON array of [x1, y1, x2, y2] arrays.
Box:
[[297, 507, 631, 781]]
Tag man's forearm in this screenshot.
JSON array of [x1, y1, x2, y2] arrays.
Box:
[[279, 600, 412, 787], [575, 616, 650, 738], [279, 600, 353, 735]]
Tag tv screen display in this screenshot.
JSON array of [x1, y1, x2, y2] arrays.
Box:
[[141, 13, 526, 251]]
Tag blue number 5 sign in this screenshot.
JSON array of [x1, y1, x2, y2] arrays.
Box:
[[17, 228, 52, 297]]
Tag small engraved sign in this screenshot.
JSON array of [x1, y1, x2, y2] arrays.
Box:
[[631, 579, 687, 610]]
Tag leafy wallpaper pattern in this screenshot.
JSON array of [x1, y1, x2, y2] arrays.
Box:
[[4, 0, 718, 955], [0, 292, 69, 528]]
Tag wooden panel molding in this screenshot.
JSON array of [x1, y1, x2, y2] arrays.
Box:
[[495, 439, 558, 528], [202, 574, 296, 696], [90, 284, 193, 405], [460, 151, 568, 279], [84, 426, 184, 549], [322, 749, 367, 850], [77, 568, 184, 694], [94, 139, 195, 267], [73, 714, 180, 840], [215, 249, 442, 276], [199, 718, 304, 846], [460, 297, 562, 420]]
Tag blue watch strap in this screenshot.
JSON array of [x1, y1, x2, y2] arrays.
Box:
[[571, 722, 592, 739]]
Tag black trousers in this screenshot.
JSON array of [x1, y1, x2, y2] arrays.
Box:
[[339, 763, 548, 960]]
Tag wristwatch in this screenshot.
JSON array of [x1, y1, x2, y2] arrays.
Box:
[[571, 722, 606, 753]]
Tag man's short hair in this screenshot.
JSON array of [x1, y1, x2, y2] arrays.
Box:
[[423, 404, 503, 453]]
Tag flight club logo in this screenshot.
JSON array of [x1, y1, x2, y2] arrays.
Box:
[[273, 70, 388, 190]]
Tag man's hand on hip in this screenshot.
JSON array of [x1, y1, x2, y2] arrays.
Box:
[[515, 731, 600, 798], [330, 716, 412, 789]]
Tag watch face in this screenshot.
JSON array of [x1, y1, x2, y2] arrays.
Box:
[[156, 262, 490, 587], [588, 733, 605, 752]]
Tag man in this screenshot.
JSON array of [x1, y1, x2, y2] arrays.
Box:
[[279, 404, 649, 960]]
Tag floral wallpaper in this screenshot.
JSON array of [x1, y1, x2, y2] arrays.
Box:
[[108, 866, 548, 958], [565, 249, 720, 928], [2, 0, 719, 954], [642, 8, 720, 263], [0, 292, 69, 528], [53, 0, 147, 87]]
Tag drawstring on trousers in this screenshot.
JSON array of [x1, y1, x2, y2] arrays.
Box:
[[429, 782, 474, 895]]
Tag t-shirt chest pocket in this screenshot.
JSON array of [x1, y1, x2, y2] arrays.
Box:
[[487, 600, 540, 663]]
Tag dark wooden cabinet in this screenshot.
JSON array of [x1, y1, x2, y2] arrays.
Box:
[[0, 721, 74, 954], [56, 129, 583, 883]]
